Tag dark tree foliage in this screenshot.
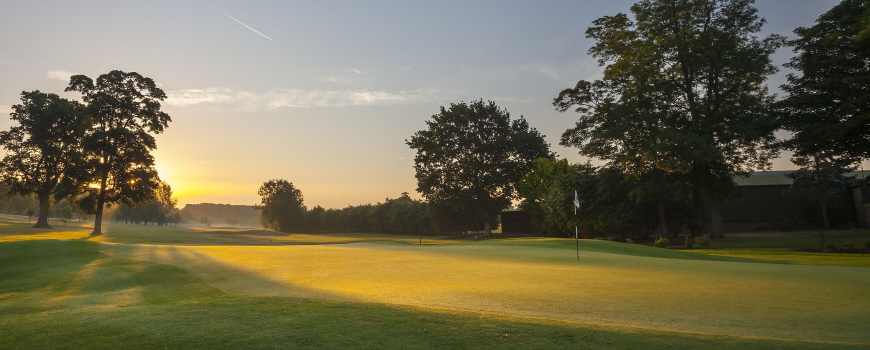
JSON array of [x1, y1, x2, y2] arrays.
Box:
[[304, 193, 434, 234], [779, 0, 870, 164], [66, 70, 171, 235], [256, 179, 307, 233], [180, 203, 261, 227], [0, 91, 86, 228], [109, 180, 179, 226], [407, 100, 553, 236], [554, 0, 783, 237], [786, 156, 856, 230]]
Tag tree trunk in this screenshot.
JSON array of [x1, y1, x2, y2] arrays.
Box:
[[32, 193, 53, 229], [483, 220, 491, 237], [92, 174, 109, 236], [657, 199, 668, 238], [708, 195, 724, 238], [819, 190, 830, 230], [691, 185, 704, 236]]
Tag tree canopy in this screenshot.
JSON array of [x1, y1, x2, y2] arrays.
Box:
[[256, 179, 306, 233], [407, 100, 552, 235], [65, 70, 171, 235], [0, 90, 86, 228], [779, 0, 870, 165], [554, 0, 783, 237]]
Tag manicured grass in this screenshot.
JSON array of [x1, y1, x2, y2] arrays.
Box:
[[678, 229, 870, 249], [1, 239, 863, 349]]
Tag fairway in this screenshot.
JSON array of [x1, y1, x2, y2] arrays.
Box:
[[3, 218, 870, 348], [101, 240, 870, 344]]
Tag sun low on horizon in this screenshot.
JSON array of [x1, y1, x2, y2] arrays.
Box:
[[0, 0, 858, 210]]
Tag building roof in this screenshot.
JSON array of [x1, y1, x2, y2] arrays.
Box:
[[734, 170, 870, 187]]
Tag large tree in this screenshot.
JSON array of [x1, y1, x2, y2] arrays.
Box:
[[554, 0, 783, 237], [407, 100, 552, 236], [0, 91, 86, 228], [66, 70, 171, 235], [779, 0, 870, 164], [256, 179, 307, 233]]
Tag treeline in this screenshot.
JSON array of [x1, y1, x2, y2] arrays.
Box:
[[180, 203, 261, 227]]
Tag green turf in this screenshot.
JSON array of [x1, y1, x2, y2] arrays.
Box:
[[1, 239, 864, 349]]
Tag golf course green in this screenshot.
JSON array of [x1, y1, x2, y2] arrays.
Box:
[[2, 215, 869, 349]]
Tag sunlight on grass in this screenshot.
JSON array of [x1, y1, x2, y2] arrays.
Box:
[[102, 242, 870, 344]]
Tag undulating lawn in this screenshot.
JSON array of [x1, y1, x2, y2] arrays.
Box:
[[674, 229, 870, 249], [2, 215, 869, 348]]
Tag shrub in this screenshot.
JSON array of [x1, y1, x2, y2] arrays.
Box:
[[824, 243, 836, 251], [865, 241, 870, 249], [695, 235, 711, 249], [685, 236, 692, 248], [625, 238, 634, 244], [654, 237, 669, 248], [843, 242, 856, 251], [777, 215, 803, 231], [818, 231, 827, 250]]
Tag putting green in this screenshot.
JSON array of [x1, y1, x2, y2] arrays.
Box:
[[101, 242, 870, 344]]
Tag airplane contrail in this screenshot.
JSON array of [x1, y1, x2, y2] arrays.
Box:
[[220, 11, 274, 41]]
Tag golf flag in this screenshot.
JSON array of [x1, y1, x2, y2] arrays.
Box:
[[573, 190, 579, 208]]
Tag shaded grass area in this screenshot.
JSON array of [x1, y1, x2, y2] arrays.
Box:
[[691, 248, 870, 268], [1, 240, 863, 349], [684, 229, 870, 249]]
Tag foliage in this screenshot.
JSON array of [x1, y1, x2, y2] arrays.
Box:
[[108, 180, 179, 226], [625, 238, 634, 244], [256, 179, 306, 233], [866, 241, 870, 250], [24, 208, 34, 222], [824, 243, 836, 251], [304, 193, 434, 234], [695, 236, 711, 249], [65, 70, 171, 235], [224, 218, 238, 227], [685, 236, 692, 249], [200, 216, 211, 227], [819, 231, 827, 249], [654, 237, 669, 248], [843, 242, 856, 251], [180, 203, 260, 227], [407, 100, 552, 235], [778, 0, 870, 164], [777, 215, 803, 231], [0, 90, 86, 228], [554, 0, 784, 238], [786, 156, 855, 230]]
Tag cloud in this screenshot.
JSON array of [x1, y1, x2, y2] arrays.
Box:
[[345, 69, 362, 74], [0, 105, 11, 114], [165, 87, 445, 109], [46, 70, 78, 81]]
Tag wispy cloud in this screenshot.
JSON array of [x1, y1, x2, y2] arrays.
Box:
[[221, 11, 273, 41], [165, 87, 447, 109], [345, 69, 362, 74], [46, 70, 78, 81], [0, 105, 11, 114]]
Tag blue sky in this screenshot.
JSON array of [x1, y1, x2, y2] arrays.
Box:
[[0, 0, 851, 208]]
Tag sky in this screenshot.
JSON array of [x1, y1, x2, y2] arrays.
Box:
[[0, 0, 858, 209]]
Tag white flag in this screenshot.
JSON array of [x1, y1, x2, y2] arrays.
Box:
[[573, 190, 579, 208]]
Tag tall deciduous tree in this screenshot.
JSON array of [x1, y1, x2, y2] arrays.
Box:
[[779, 0, 870, 165], [407, 100, 552, 236], [0, 91, 86, 228], [554, 0, 783, 237], [66, 70, 171, 235], [256, 179, 306, 233]]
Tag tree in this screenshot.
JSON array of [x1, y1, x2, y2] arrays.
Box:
[[256, 179, 306, 233], [59, 204, 74, 226], [65, 70, 171, 235], [224, 217, 238, 227], [25, 208, 34, 223], [554, 0, 783, 237], [0, 91, 86, 228], [407, 100, 553, 235], [779, 0, 870, 165], [786, 155, 855, 230], [200, 216, 211, 227]]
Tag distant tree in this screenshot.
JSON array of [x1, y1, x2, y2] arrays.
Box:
[[25, 208, 34, 223], [66, 70, 171, 235], [172, 211, 183, 226], [0, 91, 86, 228], [779, 0, 870, 165], [407, 100, 552, 235], [224, 217, 238, 227], [786, 155, 855, 230], [554, 0, 783, 237], [200, 216, 211, 227], [256, 179, 306, 233], [59, 204, 74, 226]]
